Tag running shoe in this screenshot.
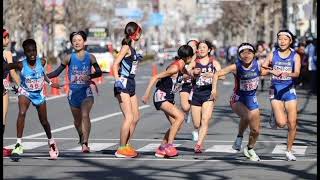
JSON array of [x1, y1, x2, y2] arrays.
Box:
[[285, 151, 296, 161], [194, 144, 203, 153], [269, 111, 277, 129], [155, 145, 166, 158], [81, 143, 90, 153], [49, 141, 59, 160], [232, 136, 243, 151], [243, 146, 260, 161], [115, 146, 137, 158], [164, 144, 178, 157], [3, 148, 12, 157], [11, 143, 23, 156], [126, 144, 138, 155], [192, 130, 199, 141]]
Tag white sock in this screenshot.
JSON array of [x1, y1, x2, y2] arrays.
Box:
[[17, 138, 22, 144], [48, 138, 55, 145]]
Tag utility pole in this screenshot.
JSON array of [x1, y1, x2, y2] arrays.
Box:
[[282, 0, 288, 28]]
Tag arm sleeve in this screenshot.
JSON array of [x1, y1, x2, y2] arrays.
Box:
[[47, 63, 66, 78], [89, 62, 102, 79]]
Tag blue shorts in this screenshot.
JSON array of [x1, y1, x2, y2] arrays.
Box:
[[68, 86, 93, 108], [153, 89, 175, 110], [190, 88, 213, 106], [114, 77, 136, 97], [230, 93, 259, 110], [269, 84, 297, 102], [18, 87, 45, 106], [180, 83, 192, 93]]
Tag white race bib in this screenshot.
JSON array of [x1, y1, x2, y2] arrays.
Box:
[[239, 77, 259, 91], [25, 77, 44, 91], [154, 89, 167, 102], [130, 61, 138, 75], [119, 77, 128, 88], [3, 78, 10, 89]]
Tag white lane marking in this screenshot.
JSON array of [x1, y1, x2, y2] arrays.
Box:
[[5, 142, 48, 150], [22, 105, 150, 139], [222, 81, 232, 85], [205, 145, 238, 153], [272, 145, 308, 155], [68, 143, 117, 152], [5, 156, 316, 162], [46, 94, 67, 100], [3, 138, 312, 144], [137, 143, 181, 152]]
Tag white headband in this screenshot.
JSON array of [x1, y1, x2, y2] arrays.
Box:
[[238, 45, 254, 53], [277, 32, 292, 40]]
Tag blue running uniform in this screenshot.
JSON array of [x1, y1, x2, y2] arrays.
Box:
[[269, 49, 297, 101], [153, 61, 184, 110], [190, 58, 216, 106], [18, 57, 46, 106], [114, 46, 141, 97], [68, 52, 93, 108], [230, 59, 261, 110]]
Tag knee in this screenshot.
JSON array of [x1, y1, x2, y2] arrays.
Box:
[[277, 121, 287, 128], [287, 122, 297, 131], [18, 110, 27, 118], [81, 113, 90, 120], [250, 128, 260, 137]]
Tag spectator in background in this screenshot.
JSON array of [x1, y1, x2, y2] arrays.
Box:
[[305, 37, 317, 94], [295, 42, 308, 87]]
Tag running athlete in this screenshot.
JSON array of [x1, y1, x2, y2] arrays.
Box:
[[188, 40, 222, 153], [112, 22, 143, 158], [142, 45, 194, 158], [180, 40, 198, 141], [262, 30, 301, 161], [11, 39, 61, 160], [212, 43, 270, 161], [3, 29, 20, 157], [47, 31, 102, 153]]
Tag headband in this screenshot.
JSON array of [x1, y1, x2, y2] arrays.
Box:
[[277, 32, 292, 40], [238, 45, 254, 53]]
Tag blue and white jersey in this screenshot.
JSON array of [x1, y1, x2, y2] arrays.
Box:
[[233, 58, 261, 96], [118, 47, 140, 79], [271, 49, 296, 86], [68, 52, 92, 89], [20, 57, 45, 92]]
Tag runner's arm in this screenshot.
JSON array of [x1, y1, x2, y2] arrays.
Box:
[[46, 54, 70, 78], [89, 54, 102, 79]]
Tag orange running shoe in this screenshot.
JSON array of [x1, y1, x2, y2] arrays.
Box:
[[126, 144, 138, 156], [115, 146, 137, 158]]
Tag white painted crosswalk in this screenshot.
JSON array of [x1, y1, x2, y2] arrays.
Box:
[[4, 141, 310, 156]]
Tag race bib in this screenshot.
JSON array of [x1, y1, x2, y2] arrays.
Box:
[[71, 73, 88, 84], [86, 87, 93, 97], [3, 78, 10, 89], [154, 89, 167, 102], [290, 88, 296, 95], [18, 86, 30, 96], [130, 61, 138, 75], [196, 75, 212, 86], [272, 65, 292, 81], [119, 77, 128, 88], [239, 77, 259, 91], [25, 77, 44, 91]]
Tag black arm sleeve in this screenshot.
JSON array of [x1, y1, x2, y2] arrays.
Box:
[[3, 63, 20, 71], [47, 64, 66, 79], [89, 63, 102, 79]]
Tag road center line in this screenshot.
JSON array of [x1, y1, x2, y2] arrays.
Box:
[[23, 105, 150, 139]]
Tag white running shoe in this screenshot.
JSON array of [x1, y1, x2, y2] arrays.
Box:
[[243, 146, 260, 161], [269, 111, 277, 129], [285, 151, 296, 161], [232, 136, 243, 151], [192, 130, 199, 141]]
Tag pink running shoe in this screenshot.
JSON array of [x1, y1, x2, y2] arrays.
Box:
[[155, 145, 166, 158], [164, 144, 178, 157], [194, 144, 203, 153], [49, 142, 59, 160]]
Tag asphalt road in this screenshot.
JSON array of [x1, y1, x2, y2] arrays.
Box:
[[3, 60, 317, 180]]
